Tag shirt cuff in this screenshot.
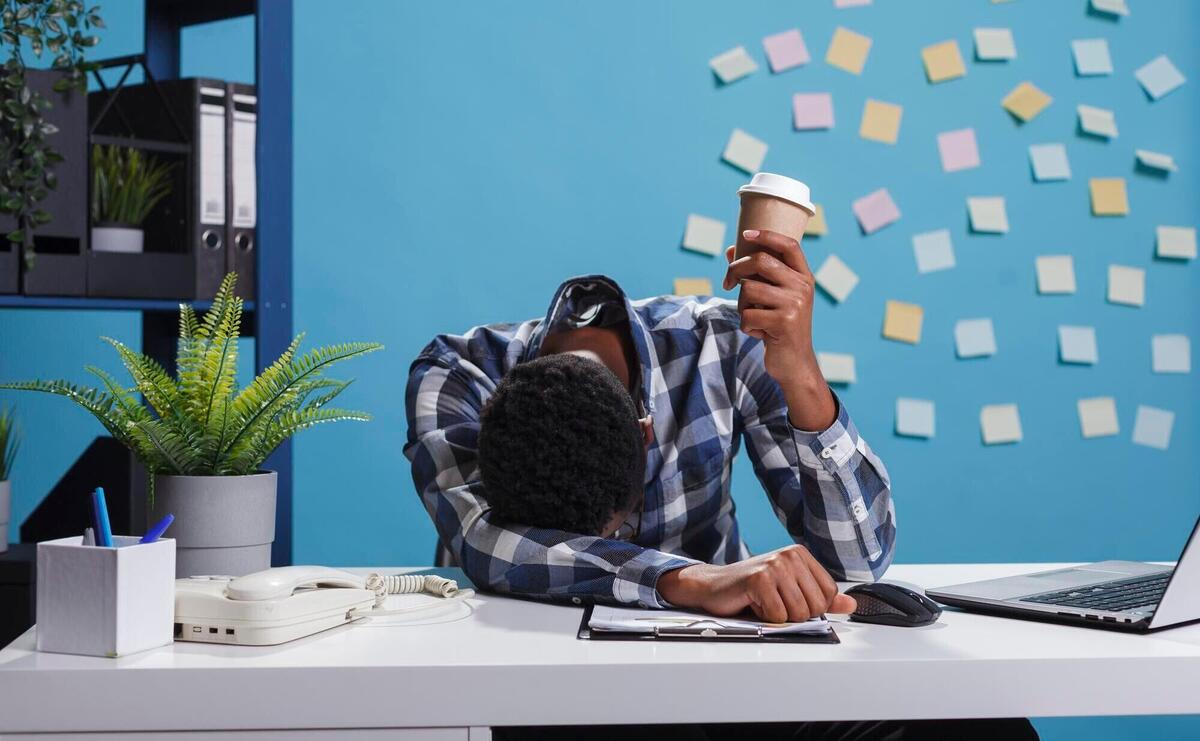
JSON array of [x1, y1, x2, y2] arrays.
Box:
[[790, 390, 862, 475], [615, 548, 700, 609]]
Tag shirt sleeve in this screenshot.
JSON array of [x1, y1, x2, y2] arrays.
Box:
[[403, 354, 697, 607], [733, 339, 896, 582]]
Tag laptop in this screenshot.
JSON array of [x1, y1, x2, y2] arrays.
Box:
[[926, 515, 1200, 632]]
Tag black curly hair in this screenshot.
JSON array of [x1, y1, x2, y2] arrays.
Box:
[[478, 353, 645, 536]]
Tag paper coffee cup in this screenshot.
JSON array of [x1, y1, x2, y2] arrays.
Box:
[[735, 173, 816, 259]]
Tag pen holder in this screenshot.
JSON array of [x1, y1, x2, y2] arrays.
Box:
[[36, 535, 176, 657]]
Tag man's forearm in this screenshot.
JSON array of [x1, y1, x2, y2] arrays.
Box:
[[780, 369, 837, 431]]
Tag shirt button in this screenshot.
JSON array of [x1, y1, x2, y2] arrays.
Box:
[[821, 445, 836, 459], [571, 597, 582, 605], [851, 502, 867, 521]]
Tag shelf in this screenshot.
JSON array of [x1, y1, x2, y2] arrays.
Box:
[[0, 295, 255, 312]]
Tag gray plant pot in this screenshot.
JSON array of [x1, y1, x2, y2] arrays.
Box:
[[0, 480, 9, 555], [150, 471, 276, 577]]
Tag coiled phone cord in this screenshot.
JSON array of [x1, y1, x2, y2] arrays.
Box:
[[348, 573, 476, 620]]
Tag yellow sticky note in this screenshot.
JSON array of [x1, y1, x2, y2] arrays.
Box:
[[674, 277, 714, 296], [922, 40, 966, 83], [1002, 82, 1052, 122], [860, 99, 903, 144], [805, 204, 828, 236], [1090, 178, 1129, 216], [883, 300, 924, 344], [826, 27, 872, 75]]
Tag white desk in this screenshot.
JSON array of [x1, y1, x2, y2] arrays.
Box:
[[2, 563, 1199, 739]]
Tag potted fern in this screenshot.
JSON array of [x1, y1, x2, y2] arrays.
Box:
[[1, 273, 382, 575], [90, 145, 174, 253], [0, 405, 18, 554]]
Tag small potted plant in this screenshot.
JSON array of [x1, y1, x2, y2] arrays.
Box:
[[0, 405, 18, 554], [89, 144, 174, 253], [1, 273, 382, 575]]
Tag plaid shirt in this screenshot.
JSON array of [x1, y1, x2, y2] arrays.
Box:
[[404, 275, 895, 607]]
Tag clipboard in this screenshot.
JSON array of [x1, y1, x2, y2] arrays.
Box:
[[576, 604, 840, 644]]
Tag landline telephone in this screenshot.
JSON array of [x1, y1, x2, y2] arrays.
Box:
[[174, 566, 475, 646]]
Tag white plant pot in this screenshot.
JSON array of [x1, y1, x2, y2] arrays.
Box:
[[0, 479, 10, 554], [91, 226, 144, 254]]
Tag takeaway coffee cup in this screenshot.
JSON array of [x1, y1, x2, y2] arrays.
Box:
[[735, 173, 816, 259]]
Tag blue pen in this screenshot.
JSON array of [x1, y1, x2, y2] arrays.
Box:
[[140, 513, 175, 544], [92, 487, 114, 547]]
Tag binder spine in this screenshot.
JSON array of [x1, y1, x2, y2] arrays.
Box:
[[195, 82, 228, 298], [226, 83, 257, 298]]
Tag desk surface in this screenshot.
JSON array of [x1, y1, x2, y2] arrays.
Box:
[[2, 563, 1199, 734]]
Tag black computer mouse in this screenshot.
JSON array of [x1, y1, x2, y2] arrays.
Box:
[[845, 582, 942, 627]]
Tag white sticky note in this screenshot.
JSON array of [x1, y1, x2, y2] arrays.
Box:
[[1091, 0, 1128, 16], [1132, 405, 1174, 450], [1136, 149, 1178, 172], [1156, 226, 1197, 260], [1078, 397, 1119, 439], [912, 229, 955, 274], [1072, 39, 1112, 76], [817, 352, 856, 384], [1152, 334, 1190, 374], [981, 404, 1022, 445], [815, 254, 859, 303], [955, 318, 997, 358], [710, 46, 758, 84], [1029, 143, 1071, 181], [835, 0, 872, 6], [1107, 264, 1145, 307], [722, 129, 768, 174], [974, 28, 1015, 61], [1037, 255, 1076, 294], [1135, 55, 1186, 100], [896, 398, 935, 438], [1078, 105, 1118, 138], [967, 197, 1008, 233], [682, 214, 726, 256], [1059, 325, 1098, 364]]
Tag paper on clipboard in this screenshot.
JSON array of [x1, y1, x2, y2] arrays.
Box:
[[588, 605, 832, 636]]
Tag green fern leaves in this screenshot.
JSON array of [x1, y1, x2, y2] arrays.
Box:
[[0, 273, 382, 483]]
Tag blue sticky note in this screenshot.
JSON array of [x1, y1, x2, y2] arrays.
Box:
[[1135, 55, 1186, 100], [1132, 406, 1174, 450], [912, 229, 955, 273], [1029, 143, 1070, 181], [1152, 334, 1190, 373], [896, 398, 935, 438], [955, 318, 997, 358], [1059, 325, 1098, 365], [1072, 39, 1112, 76]]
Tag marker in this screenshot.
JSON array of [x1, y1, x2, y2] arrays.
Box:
[[140, 514, 175, 544], [92, 487, 113, 547]]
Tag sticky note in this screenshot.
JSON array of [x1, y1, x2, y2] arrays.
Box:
[[722, 129, 768, 174], [814, 254, 859, 303], [793, 93, 835, 130], [883, 300, 923, 344], [835, 0, 872, 6], [1059, 325, 1098, 364], [937, 128, 980, 172], [673, 277, 713, 296], [967, 196, 1008, 233], [1107, 264, 1144, 307], [1072, 39, 1112, 76], [1157, 226, 1197, 260], [1133, 406, 1174, 450], [1135, 55, 1186, 100], [913, 229, 955, 274], [1002, 82, 1052, 122], [1090, 178, 1128, 216], [955, 318, 997, 359], [817, 352, 856, 384], [682, 214, 726, 256], [763, 29, 810, 73], [1152, 334, 1190, 373], [859, 99, 902, 144], [1078, 397, 1119, 439], [1090, 0, 1128, 16], [922, 40, 966, 83], [710, 46, 758, 84], [1037, 255, 1076, 294], [1078, 105, 1118, 138], [980, 404, 1022, 445], [1136, 150, 1177, 172], [974, 28, 1015, 61], [805, 204, 828, 236], [1029, 143, 1071, 181], [853, 188, 901, 234], [896, 398, 935, 438], [826, 27, 871, 74]]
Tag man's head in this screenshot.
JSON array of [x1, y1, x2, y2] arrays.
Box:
[[478, 352, 646, 537]]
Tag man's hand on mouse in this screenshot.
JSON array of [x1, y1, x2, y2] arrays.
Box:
[[657, 544, 857, 623], [722, 229, 836, 431]]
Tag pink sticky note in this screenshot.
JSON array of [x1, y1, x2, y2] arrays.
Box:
[[763, 29, 810, 73], [852, 188, 901, 234], [937, 128, 980, 172], [793, 93, 834, 130]]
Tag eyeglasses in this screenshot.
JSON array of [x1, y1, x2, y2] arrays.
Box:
[[611, 493, 646, 542]]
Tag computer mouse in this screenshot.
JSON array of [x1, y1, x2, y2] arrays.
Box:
[[845, 582, 942, 627]]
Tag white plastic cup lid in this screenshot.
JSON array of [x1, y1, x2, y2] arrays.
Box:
[[736, 173, 815, 215]]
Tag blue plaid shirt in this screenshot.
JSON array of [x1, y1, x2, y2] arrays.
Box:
[[404, 275, 895, 607]]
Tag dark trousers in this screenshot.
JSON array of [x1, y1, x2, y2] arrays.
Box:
[[495, 718, 1039, 741]]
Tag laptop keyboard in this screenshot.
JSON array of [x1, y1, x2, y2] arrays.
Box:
[[1022, 572, 1170, 613]]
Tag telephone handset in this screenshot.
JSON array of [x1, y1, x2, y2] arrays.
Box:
[[174, 566, 475, 646]]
